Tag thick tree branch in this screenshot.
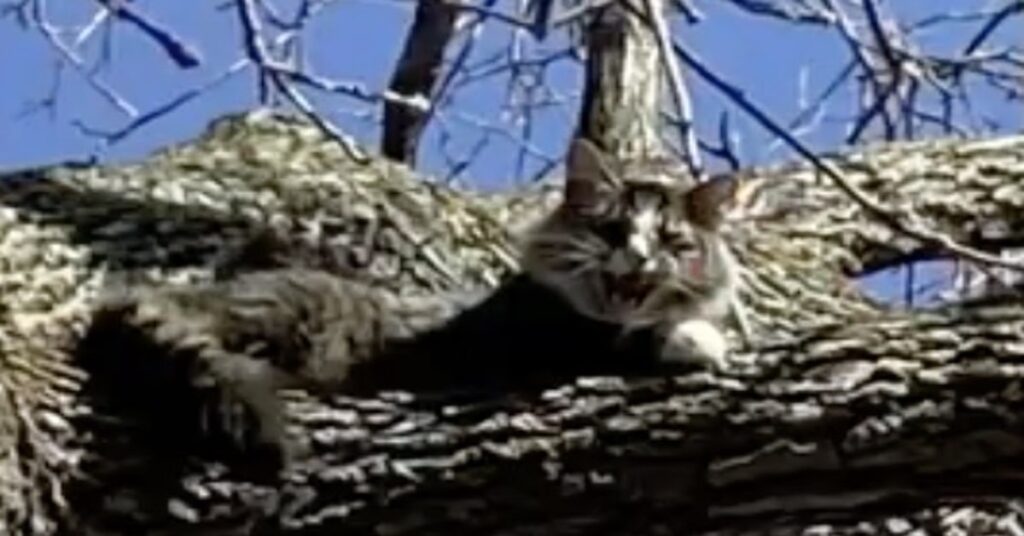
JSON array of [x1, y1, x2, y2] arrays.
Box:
[[381, 0, 458, 165], [671, 38, 1024, 275], [70, 300, 1024, 533], [576, 0, 668, 160], [2, 113, 1024, 535]]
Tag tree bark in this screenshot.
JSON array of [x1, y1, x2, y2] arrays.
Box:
[[381, 0, 458, 165], [576, 0, 669, 161], [1, 112, 1024, 535]]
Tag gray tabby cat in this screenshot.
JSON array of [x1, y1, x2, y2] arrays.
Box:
[[78, 138, 742, 467], [523, 139, 741, 370], [82, 269, 473, 463]]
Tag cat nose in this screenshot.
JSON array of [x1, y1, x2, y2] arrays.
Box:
[[627, 236, 659, 270], [607, 251, 633, 275], [627, 234, 651, 259], [626, 250, 659, 276], [639, 258, 659, 275], [608, 249, 647, 276]]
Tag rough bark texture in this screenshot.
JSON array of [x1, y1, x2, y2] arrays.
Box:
[[381, 0, 457, 165], [1, 111, 1024, 535], [576, 0, 669, 160]]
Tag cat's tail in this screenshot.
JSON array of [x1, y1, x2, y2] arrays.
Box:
[[76, 282, 290, 467]]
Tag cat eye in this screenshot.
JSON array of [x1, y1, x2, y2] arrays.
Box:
[[660, 229, 697, 251], [674, 241, 698, 252], [595, 220, 630, 245]]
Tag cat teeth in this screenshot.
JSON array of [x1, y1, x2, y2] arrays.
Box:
[[609, 290, 648, 312], [601, 270, 657, 314]]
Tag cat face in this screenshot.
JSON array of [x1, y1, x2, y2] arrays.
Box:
[[523, 139, 738, 325]]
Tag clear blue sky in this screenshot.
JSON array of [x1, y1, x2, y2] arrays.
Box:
[[0, 0, 1020, 303]]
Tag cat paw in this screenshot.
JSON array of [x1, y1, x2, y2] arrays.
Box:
[[195, 381, 296, 474], [659, 318, 729, 371]]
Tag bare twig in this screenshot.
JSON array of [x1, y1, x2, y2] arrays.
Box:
[[549, 0, 617, 29], [635, 0, 702, 174], [272, 64, 430, 111], [442, 109, 556, 167], [73, 59, 251, 145], [444, 0, 621, 35], [255, 0, 344, 30], [437, 125, 491, 184], [910, 6, 1014, 31], [963, 1, 1024, 56], [721, 0, 835, 25], [524, 0, 554, 39], [703, 111, 742, 171], [672, 38, 1024, 273], [860, 0, 900, 77], [822, 0, 899, 142], [72, 7, 110, 48], [454, 48, 574, 90], [28, 0, 137, 118], [762, 61, 856, 158], [442, 0, 535, 32], [813, 0, 1022, 148], [0, 0, 31, 23], [6, 0, 1019, 212], [14, 59, 62, 121], [93, 0, 203, 68], [235, 0, 368, 163]]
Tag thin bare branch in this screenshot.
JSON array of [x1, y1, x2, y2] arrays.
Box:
[[524, 0, 554, 38], [860, 0, 900, 77], [635, 0, 702, 174], [234, 0, 369, 163], [71, 7, 110, 48], [73, 59, 251, 146], [672, 38, 1024, 273], [28, 0, 137, 118], [721, 0, 835, 25], [93, 0, 203, 68], [273, 64, 431, 112], [963, 1, 1024, 56], [443, 0, 533, 32], [14, 59, 63, 121], [435, 108, 557, 175]]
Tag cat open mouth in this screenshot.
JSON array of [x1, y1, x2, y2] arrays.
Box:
[[602, 272, 656, 310]]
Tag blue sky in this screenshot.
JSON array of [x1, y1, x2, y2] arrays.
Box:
[[0, 0, 1020, 303]]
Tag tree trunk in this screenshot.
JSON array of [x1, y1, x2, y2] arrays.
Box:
[[381, 0, 458, 166], [576, 0, 669, 161], [1, 112, 1024, 535]]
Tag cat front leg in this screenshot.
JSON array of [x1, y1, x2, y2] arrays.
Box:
[[658, 317, 730, 372], [200, 348, 303, 468]]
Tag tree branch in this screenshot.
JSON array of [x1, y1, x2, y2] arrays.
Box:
[[234, 0, 369, 163], [635, 0, 702, 174], [3, 113, 1024, 534], [93, 0, 203, 69], [670, 38, 1024, 274], [27, 0, 137, 118], [381, 0, 458, 165]]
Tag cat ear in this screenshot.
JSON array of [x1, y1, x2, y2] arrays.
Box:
[[684, 175, 740, 229], [564, 138, 619, 209]]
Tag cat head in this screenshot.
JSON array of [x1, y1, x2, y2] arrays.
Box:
[[522, 138, 739, 325]]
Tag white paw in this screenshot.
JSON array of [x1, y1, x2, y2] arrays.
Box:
[[660, 318, 729, 371]]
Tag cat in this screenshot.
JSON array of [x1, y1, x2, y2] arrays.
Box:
[[522, 138, 741, 370], [80, 268, 475, 464], [77, 138, 744, 467]]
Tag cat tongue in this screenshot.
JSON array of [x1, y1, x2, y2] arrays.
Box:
[[683, 255, 704, 279], [618, 274, 654, 300]]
